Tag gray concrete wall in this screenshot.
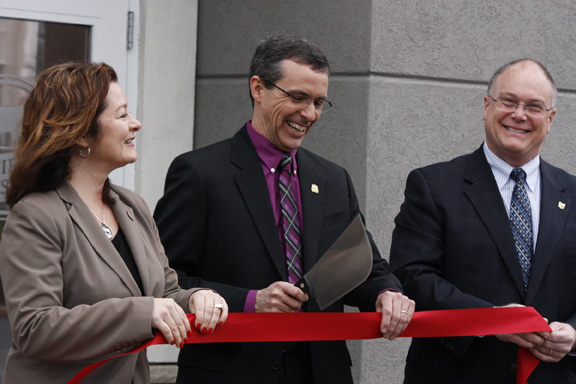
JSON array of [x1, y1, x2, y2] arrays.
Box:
[[137, 0, 198, 210], [193, 1, 576, 383], [368, 0, 576, 260]]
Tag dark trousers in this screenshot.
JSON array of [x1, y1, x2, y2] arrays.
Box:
[[283, 342, 314, 384], [175, 341, 315, 384]]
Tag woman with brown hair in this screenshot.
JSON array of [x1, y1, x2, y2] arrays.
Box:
[[0, 62, 228, 383]]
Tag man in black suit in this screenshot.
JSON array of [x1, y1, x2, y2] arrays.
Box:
[[390, 58, 576, 383], [154, 35, 415, 384]]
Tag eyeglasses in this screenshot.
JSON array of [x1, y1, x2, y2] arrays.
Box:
[[488, 95, 553, 118], [261, 78, 333, 112]]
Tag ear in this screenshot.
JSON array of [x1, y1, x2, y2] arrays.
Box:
[[548, 108, 556, 125], [75, 136, 89, 149], [483, 95, 490, 121], [250, 76, 265, 103]]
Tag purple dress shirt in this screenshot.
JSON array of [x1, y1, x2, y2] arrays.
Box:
[[243, 121, 303, 311]]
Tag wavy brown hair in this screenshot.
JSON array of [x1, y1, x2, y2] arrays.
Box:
[[6, 62, 118, 208]]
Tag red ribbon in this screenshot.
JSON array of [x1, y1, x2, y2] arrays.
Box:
[[68, 307, 550, 384]]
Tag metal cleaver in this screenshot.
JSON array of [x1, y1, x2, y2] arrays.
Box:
[[295, 214, 373, 310]]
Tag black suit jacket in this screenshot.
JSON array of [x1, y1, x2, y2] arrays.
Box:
[[390, 145, 576, 383], [154, 125, 402, 384]]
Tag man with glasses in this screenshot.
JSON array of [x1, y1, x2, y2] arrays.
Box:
[[390, 58, 576, 383], [154, 35, 414, 384]]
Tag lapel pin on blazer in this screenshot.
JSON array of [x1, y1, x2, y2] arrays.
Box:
[[126, 211, 134, 221], [558, 201, 566, 210], [311, 184, 319, 194]]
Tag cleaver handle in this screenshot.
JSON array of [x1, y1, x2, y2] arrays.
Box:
[[295, 275, 315, 297]]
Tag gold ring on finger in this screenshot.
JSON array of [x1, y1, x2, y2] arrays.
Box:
[[549, 349, 553, 356]]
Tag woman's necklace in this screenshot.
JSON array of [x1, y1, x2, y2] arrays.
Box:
[[89, 204, 114, 240]]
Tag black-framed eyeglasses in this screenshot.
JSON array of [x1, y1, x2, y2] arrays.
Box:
[[488, 95, 553, 118], [261, 78, 333, 112]]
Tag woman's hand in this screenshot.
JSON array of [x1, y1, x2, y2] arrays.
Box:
[[152, 298, 190, 348], [189, 290, 228, 334]]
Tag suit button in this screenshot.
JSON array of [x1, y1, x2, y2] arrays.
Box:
[[510, 363, 517, 372], [272, 361, 280, 370]]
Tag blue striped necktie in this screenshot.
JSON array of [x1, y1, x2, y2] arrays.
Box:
[[509, 168, 533, 291], [278, 153, 303, 284]]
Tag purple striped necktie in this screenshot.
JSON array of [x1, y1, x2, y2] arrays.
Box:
[[278, 153, 303, 284]]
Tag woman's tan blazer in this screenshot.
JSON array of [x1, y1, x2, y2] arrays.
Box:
[[0, 181, 197, 383]]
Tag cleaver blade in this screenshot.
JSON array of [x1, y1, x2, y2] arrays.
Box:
[[295, 214, 372, 310]]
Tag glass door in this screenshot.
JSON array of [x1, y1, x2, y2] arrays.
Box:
[[0, 18, 91, 214]]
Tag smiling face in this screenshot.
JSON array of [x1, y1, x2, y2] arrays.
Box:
[[483, 61, 556, 167], [250, 59, 329, 152], [87, 82, 142, 173]]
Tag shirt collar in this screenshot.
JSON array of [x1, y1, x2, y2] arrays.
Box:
[[246, 120, 298, 170], [483, 141, 540, 192]]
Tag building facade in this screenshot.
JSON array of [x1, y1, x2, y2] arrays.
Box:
[[1, 1, 576, 383]]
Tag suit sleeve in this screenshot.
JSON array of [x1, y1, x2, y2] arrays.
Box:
[[389, 169, 493, 357], [154, 154, 250, 311], [0, 198, 155, 362]]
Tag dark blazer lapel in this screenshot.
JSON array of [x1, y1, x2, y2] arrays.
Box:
[[463, 148, 526, 296], [526, 161, 569, 304], [111, 188, 148, 296], [297, 149, 325, 272], [231, 127, 287, 280], [56, 182, 141, 296]]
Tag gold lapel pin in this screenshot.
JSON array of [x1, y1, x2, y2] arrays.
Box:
[[127, 211, 134, 221], [558, 201, 566, 210], [311, 184, 319, 194]]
